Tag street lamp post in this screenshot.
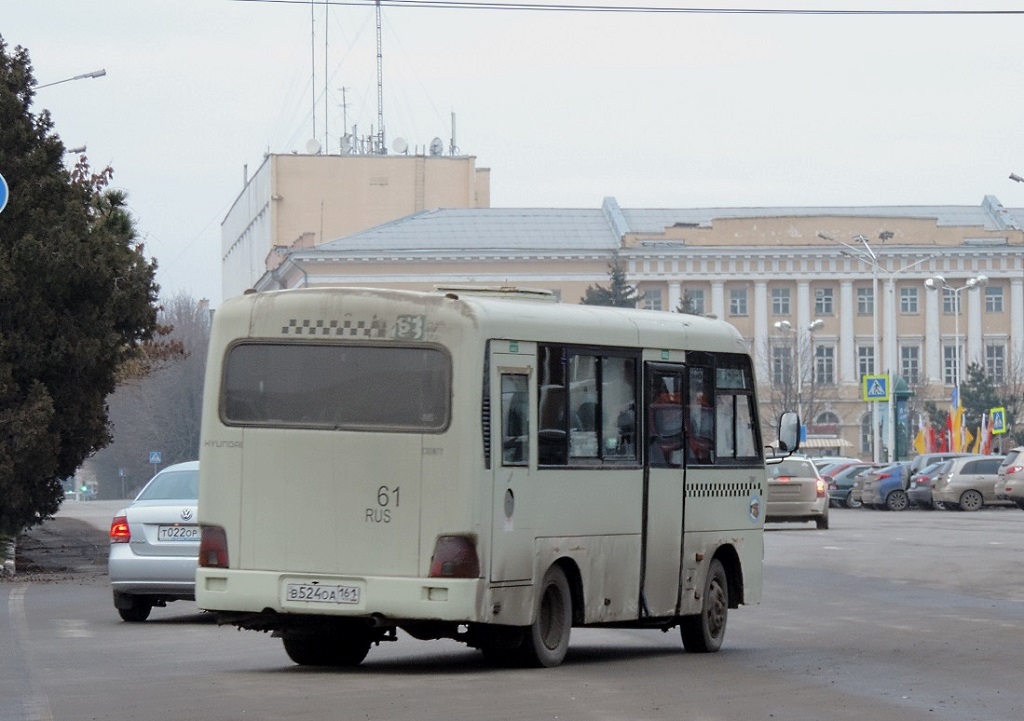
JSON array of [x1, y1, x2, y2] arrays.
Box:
[[774, 319, 825, 429], [823, 231, 936, 462], [925, 274, 989, 397], [35, 69, 106, 90]]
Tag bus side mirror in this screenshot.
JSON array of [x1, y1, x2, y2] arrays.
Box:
[[777, 412, 801, 454]]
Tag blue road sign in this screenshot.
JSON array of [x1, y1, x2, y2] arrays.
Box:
[[0, 172, 9, 214], [862, 374, 890, 402], [148, 451, 162, 465]]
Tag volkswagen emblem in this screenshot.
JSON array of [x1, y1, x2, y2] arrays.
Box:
[[180, 508, 194, 522]]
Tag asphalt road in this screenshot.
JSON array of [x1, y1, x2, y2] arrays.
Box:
[[3, 501, 1024, 721]]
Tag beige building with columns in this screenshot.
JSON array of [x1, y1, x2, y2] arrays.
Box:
[[247, 194, 1024, 459]]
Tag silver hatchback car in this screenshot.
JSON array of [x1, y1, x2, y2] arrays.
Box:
[[931, 455, 1006, 511], [108, 461, 200, 621], [995, 446, 1024, 510], [766, 456, 829, 529]]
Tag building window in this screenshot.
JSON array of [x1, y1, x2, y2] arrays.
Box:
[[986, 344, 1006, 384], [771, 345, 792, 386], [942, 288, 960, 315], [900, 287, 919, 314], [985, 286, 1004, 313], [814, 287, 834, 315], [856, 287, 874, 316], [857, 345, 875, 378], [771, 287, 791, 315], [814, 344, 835, 385], [687, 289, 706, 316], [943, 345, 960, 385], [901, 345, 920, 385], [729, 288, 748, 316], [642, 288, 662, 311]]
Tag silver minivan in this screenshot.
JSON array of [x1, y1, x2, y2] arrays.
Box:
[[931, 455, 1006, 511]]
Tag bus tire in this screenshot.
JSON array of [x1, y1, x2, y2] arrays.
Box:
[[680, 559, 728, 653], [519, 565, 572, 667], [282, 633, 371, 667]]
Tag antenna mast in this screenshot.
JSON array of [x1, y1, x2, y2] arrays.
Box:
[[376, 0, 385, 154]]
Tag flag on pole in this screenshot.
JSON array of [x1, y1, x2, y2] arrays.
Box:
[[980, 412, 992, 454], [950, 387, 964, 452], [913, 425, 928, 455]]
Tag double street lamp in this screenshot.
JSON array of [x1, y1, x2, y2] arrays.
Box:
[[924, 274, 989, 391], [774, 318, 825, 427]]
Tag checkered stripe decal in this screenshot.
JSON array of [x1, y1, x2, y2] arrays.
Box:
[[687, 479, 762, 498], [281, 318, 387, 337]]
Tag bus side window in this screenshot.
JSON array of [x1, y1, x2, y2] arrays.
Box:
[[501, 374, 529, 466]]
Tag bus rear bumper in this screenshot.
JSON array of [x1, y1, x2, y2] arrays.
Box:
[[196, 568, 485, 623]]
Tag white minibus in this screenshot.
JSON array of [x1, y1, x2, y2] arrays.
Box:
[[196, 286, 796, 667]]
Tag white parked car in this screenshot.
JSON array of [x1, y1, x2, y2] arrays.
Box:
[[108, 461, 199, 621]]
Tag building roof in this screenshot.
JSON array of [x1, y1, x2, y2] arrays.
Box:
[[311, 196, 1024, 255], [316, 208, 620, 253]]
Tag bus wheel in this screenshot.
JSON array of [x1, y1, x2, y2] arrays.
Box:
[[681, 559, 728, 653], [282, 633, 371, 667], [519, 565, 572, 667]]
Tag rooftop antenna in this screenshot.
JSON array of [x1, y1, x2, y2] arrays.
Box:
[[376, 0, 385, 154], [310, 1, 316, 142]]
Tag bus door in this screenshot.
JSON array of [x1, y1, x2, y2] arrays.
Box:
[[489, 343, 536, 583], [641, 363, 687, 617]]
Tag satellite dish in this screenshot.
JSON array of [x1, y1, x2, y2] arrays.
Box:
[[429, 137, 444, 156], [393, 137, 408, 154], [305, 138, 322, 155]]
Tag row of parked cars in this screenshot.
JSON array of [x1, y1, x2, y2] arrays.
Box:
[[820, 449, 1024, 513], [764, 448, 1024, 531]]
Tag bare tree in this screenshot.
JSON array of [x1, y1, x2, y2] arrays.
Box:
[[89, 293, 211, 497]]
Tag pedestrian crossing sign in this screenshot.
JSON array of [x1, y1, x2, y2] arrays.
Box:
[[991, 407, 1007, 435], [862, 374, 889, 402]]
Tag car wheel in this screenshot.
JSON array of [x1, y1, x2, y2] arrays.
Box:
[[681, 559, 728, 653], [1016, 500, 1024, 511], [885, 490, 909, 511], [958, 489, 984, 512], [934, 501, 951, 511], [117, 597, 152, 623], [518, 565, 573, 667], [815, 512, 829, 530], [282, 633, 372, 667], [844, 495, 862, 509]]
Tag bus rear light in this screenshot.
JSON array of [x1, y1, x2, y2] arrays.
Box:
[[109, 515, 131, 543], [429, 535, 480, 578], [199, 525, 229, 568]]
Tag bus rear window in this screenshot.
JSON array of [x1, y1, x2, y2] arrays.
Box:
[[221, 342, 451, 432]]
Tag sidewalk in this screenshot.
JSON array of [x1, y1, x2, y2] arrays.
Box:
[[1, 500, 121, 578]]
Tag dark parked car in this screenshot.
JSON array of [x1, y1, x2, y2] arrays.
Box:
[[824, 462, 880, 508], [906, 461, 948, 508]]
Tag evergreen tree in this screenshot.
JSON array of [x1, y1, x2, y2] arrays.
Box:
[[0, 37, 160, 534], [580, 254, 639, 307]]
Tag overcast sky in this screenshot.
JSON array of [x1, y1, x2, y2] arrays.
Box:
[[6, 1, 1024, 306]]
